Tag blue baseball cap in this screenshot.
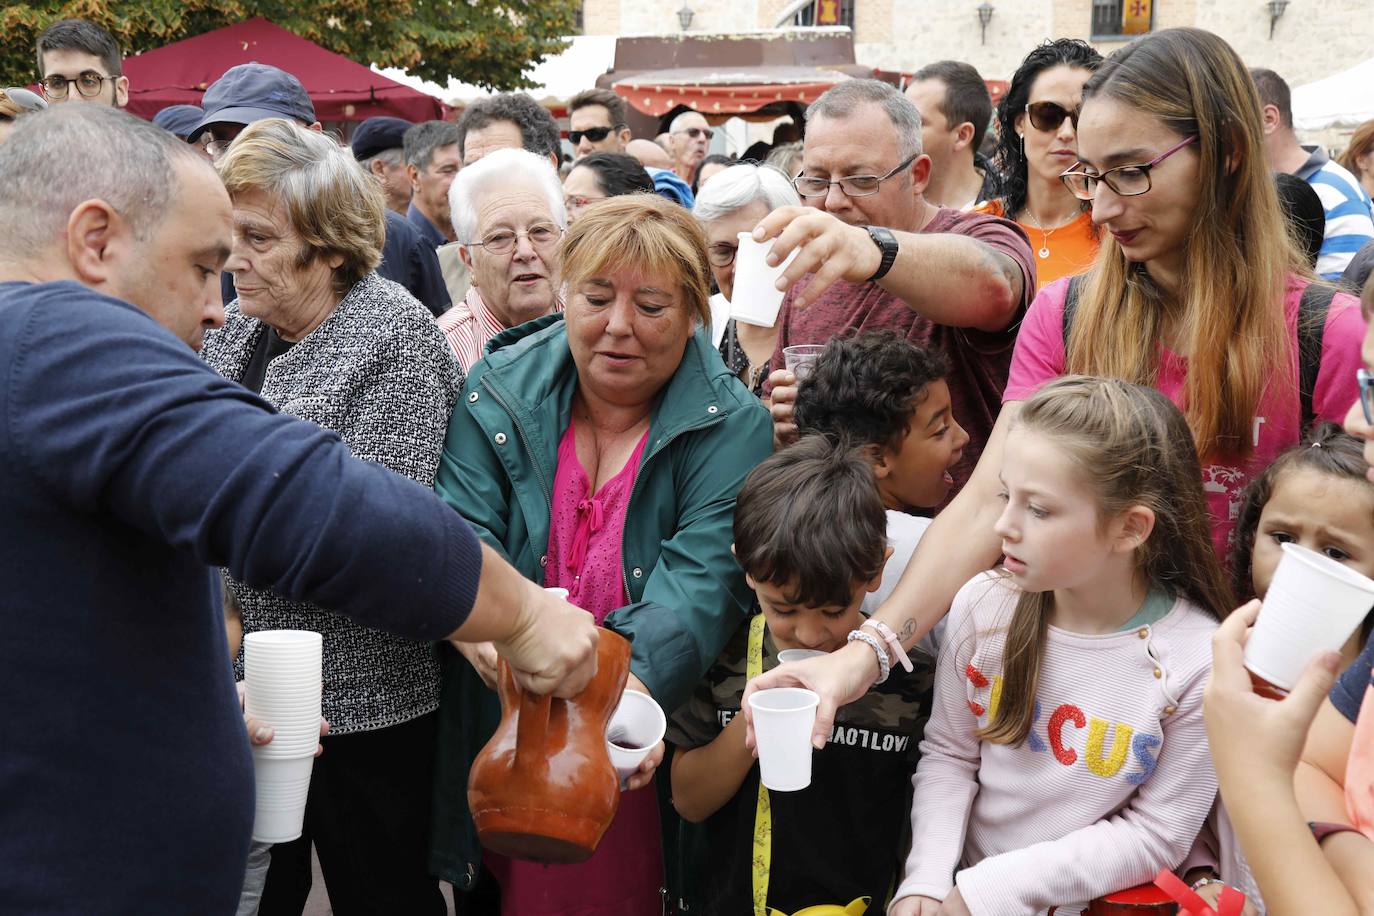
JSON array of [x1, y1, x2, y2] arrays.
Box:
[[193, 63, 316, 137], [351, 116, 413, 161], [153, 104, 204, 141]]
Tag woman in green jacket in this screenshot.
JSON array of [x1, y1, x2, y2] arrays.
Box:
[[430, 195, 774, 914]]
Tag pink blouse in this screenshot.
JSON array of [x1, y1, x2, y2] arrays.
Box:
[[491, 418, 661, 916]]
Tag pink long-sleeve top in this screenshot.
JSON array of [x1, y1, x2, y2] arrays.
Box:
[[892, 572, 1220, 916]]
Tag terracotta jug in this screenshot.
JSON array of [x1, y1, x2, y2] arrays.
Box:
[[467, 627, 632, 864]]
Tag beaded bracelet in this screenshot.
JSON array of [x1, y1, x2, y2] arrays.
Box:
[[847, 629, 890, 685]]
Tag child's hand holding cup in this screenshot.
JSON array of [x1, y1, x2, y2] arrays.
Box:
[[1243, 542, 1374, 697]]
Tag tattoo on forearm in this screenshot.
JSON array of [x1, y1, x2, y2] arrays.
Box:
[[899, 619, 915, 641]]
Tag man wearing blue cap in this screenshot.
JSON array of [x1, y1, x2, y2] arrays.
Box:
[[153, 103, 205, 143], [352, 116, 414, 216], [194, 64, 450, 317]]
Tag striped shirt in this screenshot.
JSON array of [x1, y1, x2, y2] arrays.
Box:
[[1296, 144, 1374, 280], [437, 287, 563, 373]]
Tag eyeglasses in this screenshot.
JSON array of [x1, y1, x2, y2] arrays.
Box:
[[39, 71, 118, 100], [569, 126, 624, 145], [1359, 369, 1374, 426], [792, 152, 920, 199], [1025, 100, 1077, 133], [564, 194, 606, 211], [707, 242, 738, 268], [203, 138, 234, 159], [467, 224, 562, 255], [674, 127, 714, 141], [1059, 135, 1198, 201]]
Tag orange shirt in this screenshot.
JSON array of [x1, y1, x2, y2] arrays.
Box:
[[977, 198, 1100, 291]]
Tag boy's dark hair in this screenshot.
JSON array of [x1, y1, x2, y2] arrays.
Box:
[[911, 60, 992, 144], [1231, 423, 1373, 601], [1250, 67, 1293, 129], [36, 19, 123, 77], [456, 92, 560, 161], [576, 151, 655, 197], [793, 331, 950, 453], [569, 88, 628, 128], [734, 435, 888, 609], [1274, 172, 1325, 269]]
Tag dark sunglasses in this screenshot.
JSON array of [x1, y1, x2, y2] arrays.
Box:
[[675, 126, 714, 141], [569, 125, 623, 144], [1025, 100, 1078, 133]]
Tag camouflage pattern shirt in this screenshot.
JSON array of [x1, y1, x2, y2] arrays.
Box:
[[667, 614, 936, 914]]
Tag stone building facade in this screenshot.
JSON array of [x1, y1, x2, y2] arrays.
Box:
[[580, 0, 1369, 91]]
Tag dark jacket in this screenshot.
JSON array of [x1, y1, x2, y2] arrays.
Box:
[[428, 313, 772, 886]]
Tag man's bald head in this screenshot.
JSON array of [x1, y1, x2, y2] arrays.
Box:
[[626, 138, 673, 170], [0, 105, 209, 262]]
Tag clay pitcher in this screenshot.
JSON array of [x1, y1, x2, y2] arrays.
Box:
[[467, 627, 632, 864]]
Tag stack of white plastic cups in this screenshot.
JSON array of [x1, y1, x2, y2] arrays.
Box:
[[243, 630, 323, 843]]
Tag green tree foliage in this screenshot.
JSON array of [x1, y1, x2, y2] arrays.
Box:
[[0, 1, 579, 90]]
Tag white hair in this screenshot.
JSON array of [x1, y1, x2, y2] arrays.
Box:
[[669, 110, 707, 134], [449, 146, 567, 243], [692, 163, 800, 222]]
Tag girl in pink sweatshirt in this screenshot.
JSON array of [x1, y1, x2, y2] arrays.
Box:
[[890, 376, 1233, 916]]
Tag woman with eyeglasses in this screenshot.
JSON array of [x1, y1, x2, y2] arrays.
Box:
[[976, 39, 1103, 290], [693, 162, 802, 394], [562, 151, 655, 224], [742, 27, 1368, 904], [430, 194, 773, 916]]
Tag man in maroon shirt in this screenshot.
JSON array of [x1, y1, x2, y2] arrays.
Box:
[[761, 79, 1035, 498]]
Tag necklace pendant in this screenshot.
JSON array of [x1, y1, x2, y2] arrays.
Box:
[[1038, 246, 1051, 260]]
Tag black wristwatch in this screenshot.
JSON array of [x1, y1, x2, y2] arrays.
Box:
[[865, 226, 899, 282]]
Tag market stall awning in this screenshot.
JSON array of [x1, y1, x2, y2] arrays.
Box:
[[121, 18, 445, 123], [612, 65, 851, 117], [1292, 56, 1374, 131]]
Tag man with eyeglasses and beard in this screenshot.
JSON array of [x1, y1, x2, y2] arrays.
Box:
[[762, 79, 1036, 506], [35, 19, 128, 109], [568, 88, 633, 158]]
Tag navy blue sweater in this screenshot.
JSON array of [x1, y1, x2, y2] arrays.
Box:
[[0, 281, 481, 913]]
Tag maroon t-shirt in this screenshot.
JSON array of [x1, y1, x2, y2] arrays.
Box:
[[772, 208, 1036, 502]]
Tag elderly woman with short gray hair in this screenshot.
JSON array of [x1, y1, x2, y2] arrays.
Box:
[[201, 117, 462, 913], [693, 163, 800, 395], [438, 146, 567, 373]]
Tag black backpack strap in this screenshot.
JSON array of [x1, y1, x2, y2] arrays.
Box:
[[1061, 274, 1086, 355], [1297, 281, 1335, 432]]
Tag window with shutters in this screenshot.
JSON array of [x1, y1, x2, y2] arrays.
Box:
[[1091, 0, 1155, 40]]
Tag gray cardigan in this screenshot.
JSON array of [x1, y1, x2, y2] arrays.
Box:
[[202, 272, 464, 733]]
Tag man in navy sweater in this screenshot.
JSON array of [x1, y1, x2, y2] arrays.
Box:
[[0, 105, 598, 913]]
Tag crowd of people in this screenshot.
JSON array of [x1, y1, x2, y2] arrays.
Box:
[[5, 14, 1374, 916]]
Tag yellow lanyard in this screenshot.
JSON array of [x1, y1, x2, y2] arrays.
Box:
[[748, 614, 772, 916]]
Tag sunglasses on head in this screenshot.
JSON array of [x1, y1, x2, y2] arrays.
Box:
[[1025, 100, 1078, 133], [569, 125, 623, 144]]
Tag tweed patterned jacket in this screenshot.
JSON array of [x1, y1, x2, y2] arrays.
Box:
[[202, 272, 464, 734]]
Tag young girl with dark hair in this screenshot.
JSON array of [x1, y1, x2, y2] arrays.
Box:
[[978, 39, 1103, 290], [891, 377, 1231, 916]]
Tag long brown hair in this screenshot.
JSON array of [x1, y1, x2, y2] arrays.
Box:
[[1339, 119, 1374, 183], [979, 376, 1233, 746], [1067, 29, 1305, 461]]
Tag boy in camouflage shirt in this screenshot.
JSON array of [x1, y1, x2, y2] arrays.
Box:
[[667, 436, 935, 915]]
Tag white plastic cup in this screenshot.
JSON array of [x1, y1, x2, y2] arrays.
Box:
[[244, 630, 322, 759], [605, 689, 666, 789], [250, 751, 315, 843], [782, 345, 826, 381], [730, 232, 798, 328], [1245, 542, 1374, 692], [747, 687, 819, 791], [777, 649, 827, 664]]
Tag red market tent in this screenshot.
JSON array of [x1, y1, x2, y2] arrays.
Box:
[[121, 18, 445, 123]]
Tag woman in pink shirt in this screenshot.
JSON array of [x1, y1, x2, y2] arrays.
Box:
[[745, 24, 1367, 889]]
